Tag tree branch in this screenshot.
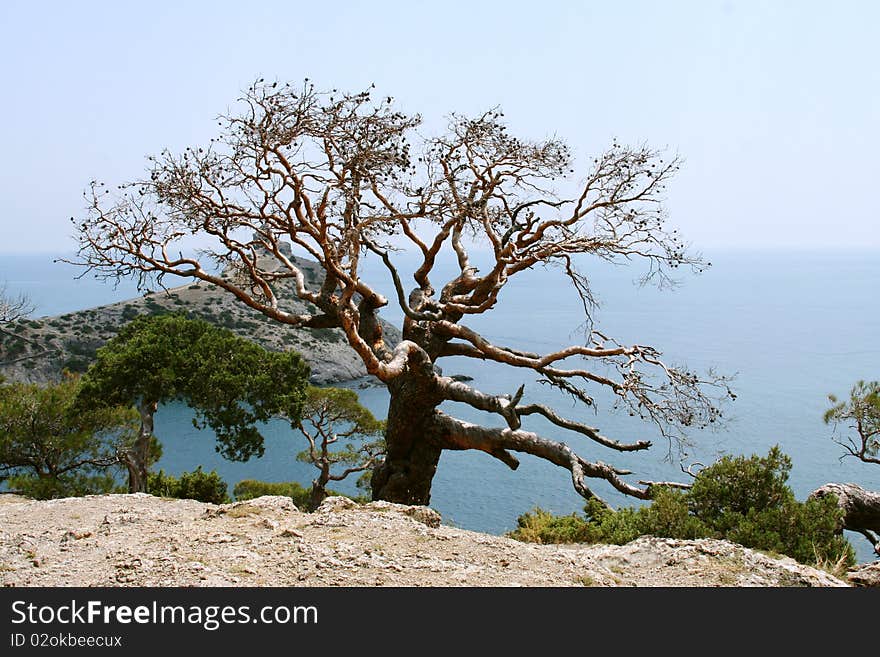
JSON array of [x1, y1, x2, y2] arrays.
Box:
[[516, 403, 651, 452], [434, 412, 651, 501]]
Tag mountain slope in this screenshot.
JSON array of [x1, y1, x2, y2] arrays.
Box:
[[0, 256, 400, 385]]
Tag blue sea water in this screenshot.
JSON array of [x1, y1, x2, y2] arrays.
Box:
[[2, 249, 879, 562]]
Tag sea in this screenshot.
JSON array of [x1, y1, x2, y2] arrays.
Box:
[[2, 248, 879, 562]]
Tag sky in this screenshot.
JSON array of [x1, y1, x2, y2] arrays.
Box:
[[0, 0, 877, 253]]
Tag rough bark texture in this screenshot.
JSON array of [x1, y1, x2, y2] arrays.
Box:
[[307, 477, 328, 512], [121, 401, 156, 494], [810, 482, 880, 554], [371, 367, 445, 504]]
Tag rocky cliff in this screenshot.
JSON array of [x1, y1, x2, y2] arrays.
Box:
[[0, 493, 868, 587]]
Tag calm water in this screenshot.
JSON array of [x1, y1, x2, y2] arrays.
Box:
[[3, 249, 879, 562]]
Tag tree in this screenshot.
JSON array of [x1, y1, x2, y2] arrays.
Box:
[[824, 380, 880, 465], [813, 381, 880, 553], [76, 313, 309, 492], [71, 80, 733, 506], [0, 282, 33, 326], [296, 386, 385, 510], [0, 283, 37, 367], [0, 375, 137, 498]]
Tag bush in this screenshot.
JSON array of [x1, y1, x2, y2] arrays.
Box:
[[62, 356, 90, 373], [147, 466, 229, 504], [688, 446, 792, 533], [510, 508, 594, 544], [120, 305, 139, 321], [510, 490, 708, 546], [510, 447, 855, 569], [6, 472, 118, 500], [688, 447, 853, 565]]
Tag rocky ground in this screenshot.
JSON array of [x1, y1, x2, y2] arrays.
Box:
[[0, 255, 400, 385], [1, 493, 874, 587]]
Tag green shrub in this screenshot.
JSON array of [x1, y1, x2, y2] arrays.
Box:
[[147, 466, 229, 504], [510, 490, 709, 545], [688, 446, 792, 533], [510, 447, 855, 569], [687, 447, 853, 565], [509, 508, 593, 544], [120, 305, 139, 321], [6, 472, 118, 500], [62, 356, 90, 373]]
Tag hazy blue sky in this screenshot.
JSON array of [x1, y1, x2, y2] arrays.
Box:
[[0, 1, 877, 253]]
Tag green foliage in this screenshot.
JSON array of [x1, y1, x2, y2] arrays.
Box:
[[77, 313, 310, 461], [510, 447, 855, 568], [510, 508, 595, 544], [689, 448, 853, 565], [62, 356, 90, 373], [589, 489, 711, 544], [0, 376, 137, 499], [295, 386, 385, 508], [511, 490, 708, 546], [147, 466, 229, 503], [7, 472, 118, 499], [186, 324, 310, 461], [688, 446, 793, 534], [120, 305, 139, 321]]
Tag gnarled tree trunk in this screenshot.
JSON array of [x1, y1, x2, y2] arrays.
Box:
[[307, 475, 329, 511], [810, 482, 880, 554], [120, 400, 157, 494], [371, 363, 445, 505]]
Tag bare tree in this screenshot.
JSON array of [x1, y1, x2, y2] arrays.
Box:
[[71, 80, 733, 506], [0, 282, 37, 368], [0, 282, 33, 326]]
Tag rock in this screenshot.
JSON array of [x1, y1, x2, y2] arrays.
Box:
[[228, 496, 299, 513], [450, 374, 474, 382], [847, 561, 880, 587], [317, 496, 359, 513], [584, 536, 849, 587], [0, 494, 856, 587], [365, 501, 442, 528], [61, 529, 92, 541]]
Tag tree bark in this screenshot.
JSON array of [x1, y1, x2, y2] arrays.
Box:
[[307, 478, 328, 512], [371, 366, 445, 505], [810, 482, 880, 554], [121, 400, 157, 494], [308, 465, 332, 512]]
